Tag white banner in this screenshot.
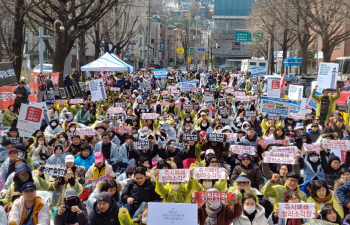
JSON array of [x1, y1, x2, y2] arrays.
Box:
[[230, 145, 255, 155], [158, 169, 190, 182], [303, 143, 321, 154], [278, 203, 315, 218], [272, 146, 299, 155], [264, 152, 295, 164], [316, 62, 339, 89], [17, 104, 43, 137], [193, 167, 226, 180], [76, 128, 95, 136], [288, 85, 304, 101], [89, 79, 107, 102], [148, 203, 198, 225]]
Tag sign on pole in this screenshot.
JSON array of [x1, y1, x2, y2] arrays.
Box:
[[267, 79, 281, 98]]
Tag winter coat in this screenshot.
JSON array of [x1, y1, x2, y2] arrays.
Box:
[[75, 153, 95, 170], [32, 144, 50, 164], [75, 109, 91, 124], [121, 178, 161, 211], [232, 204, 268, 225], [0, 205, 7, 225], [239, 135, 258, 149], [13, 86, 28, 105], [44, 125, 63, 139], [198, 202, 242, 225], [2, 109, 17, 127], [85, 163, 114, 180], [336, 181, 350, 208], [54, 207, 88, 225], [202, 142, 230, 163], [334, 178, 348, 207], [94, 141, 119, 164], [301, 154, 325, 182], [231, 163, 264, 191], [88, 198, 120, 225], [307, 195, 344, 219], [63, 76, 73, 87], [262, 161, 301, 185], [0, 158, 14, 182], [8, 196, 50, 225], [46, 152, 66, 165], [311, 89, 340, 125], [155, 179, 193, 203]]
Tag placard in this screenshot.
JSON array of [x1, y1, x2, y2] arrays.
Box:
[[130, 141, 152, 151], [168, 142, 188, 151], [41, 164, 67, 177], [89, 79, 107, 102], [251, 66, 266, 77], [219, 109, 230, 116], [203, 96, 214, 103], [181, 134, 198, 142], [115, 126, 133, 134], [290, 113, 305, 120], [138, 104, 149, 110], [190, 87, 200, 92], [267, 114, 280, 121], [154, 69, 168, 78], [148, 203, 197, 225], [322, 139, 350, 151], [225, 87, 234, 94], [76, 128, 95, 136], [267, 79, 281, 98], [244, 111, 257, 117], [109, 87, 121, 92], [230, 145, 255, 155], [225, 133, 237, 142], [86, 174, 114, 185], [258, 139, 285, 145], [210, 88, 217, 92], [55, 100, 67, 105], [303, 143, 321, 154], [235, 91, 246, 96], [278, 203, 315, 219], [273, 146, 298, 155], [288, 85, 304, 101], [193, 167, 226, 180], [108, 107, 124, 114], [196, 191, 233, 205], [115, 102, 126, 108], [290, 101, 301, 113], [161, 90, 169, 95], [307, 97, 317, 110], [158, 169, 190, 182], [152, 90, 160, 95], [316, 62, 339, 89], [142, 113, 158, 120], [260, 97, 291, 116], [183, 104, 194, 110], [59, 88, 67, 98], [236, 96, 257, 102], [17, 104, 43, 137], [180, 81, 197, 92], [0, 62, 18, 87], [207, 133, 226, 142], [264, 152, 295, 164]]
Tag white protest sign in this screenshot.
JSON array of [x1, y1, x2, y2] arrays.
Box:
[[89, 79, 107, 102], [69, 99, 84, 104], [307, 96, 317, 110], [263, 152, 295, 164], [142, 113, 158, 120], [288, 85, 304, 101], [321, 139, 350, 151], [278, 203, 315, 218], [110, 87, 120, 92], [17, 104, 43, 137], [303, 143, 321, 154], [267, 79, 281, 98], [236, 96, 257, 102], [235, 91, 246, 96], [225, 133, 237, 142], [193, 167, 226, 180], [148, 203, 197, 225], [76, 128, 95, 136], [158, 169, 190, 182], [290, 113, 306, 120], [316, 62, 339, 89], [108, 107, 124, 114], [230, 145, 255, 155], [30, 102, 50, 124], [272, 146, 299, 155]]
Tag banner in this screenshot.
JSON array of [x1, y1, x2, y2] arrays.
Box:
[[158, 169, 190, 182], [207, 133, 226, 142], [0, 62, 17, 87], [303, 143, 321, 154], [69, 99, 84, 104], [148, 203, 197, 225], [235, 91, 246, 96], [263, 152, 295, 164], [108, 107, 124, 114], [288, 85, 304, 101], [260, 97, 291, 116], [230, 145, 255, 155], [267, 79, 281, 98], [89, 79, 107, 102], [76, 128, 95, 136], [196, 191, 233, 205], [180, 81, 197, 92], [193, 167, 226, 180], [17, 104, 43, 137], [41, 164, 67, 177], [142, 113, 158, 120], [236, 96, 257, 102], [272, 146, 299, 155], [0, 83, 36, 110], [86, 174, 114, 185], [278, 203, 315, 219], [316, 62, 339, 89], [321, 140, 350, 151], [290, 101, 301, 113], [258, 139, 285, 145], [251, 66, 266, 77], [115, 126, 133, 134], [130, 141, 152, 151]]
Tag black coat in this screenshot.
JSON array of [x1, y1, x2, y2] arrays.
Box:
[[13, 86, 28, 105], [121, 178, 160, 211], [88, 199, 120, 225]]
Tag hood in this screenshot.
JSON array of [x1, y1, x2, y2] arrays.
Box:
[[328, 153, 340, 166], [242, 121, 251, 127], [13, 163, 34, 192], [162, 122, 172, 131], [15, 163, 32, 175], [343, 135, 350, 140], [221, 125, 233, 133], [67, 122, 77, 130]]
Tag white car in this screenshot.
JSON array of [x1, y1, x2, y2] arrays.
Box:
[[33, 64, 53, 74]]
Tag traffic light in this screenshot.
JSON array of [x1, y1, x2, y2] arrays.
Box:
[[232, 42, 240, 50], [203, 55, 205, 60]]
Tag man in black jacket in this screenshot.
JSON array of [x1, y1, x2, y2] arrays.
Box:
[[88, 192, 120, 225], [13, 81, 28, 112]]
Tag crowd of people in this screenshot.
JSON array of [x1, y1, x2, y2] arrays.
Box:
[[0, 68, 349, 225]]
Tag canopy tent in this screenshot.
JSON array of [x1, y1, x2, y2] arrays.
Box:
[[80, 53, 129, 71], [110, 53, 134, 72]]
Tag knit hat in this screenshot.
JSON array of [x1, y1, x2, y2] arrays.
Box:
[[328, 153, 341, 165], [241, 153, 251, 161], [97, 192, 111, 204], [139, 156, 149, 164], [65, 189, 78, 198]]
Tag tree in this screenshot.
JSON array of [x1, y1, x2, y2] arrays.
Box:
[[26, 0, 121, 84]]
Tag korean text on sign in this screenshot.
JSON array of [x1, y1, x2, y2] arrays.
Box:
[[278, 203, 315, 219], [193, 167, 225, 180], [272, 146, 299, 155], [196, 191, 233, 205], [142, 113, 158, 120], [321, 139, 350, 151], [158, 169, 190, 182], [76, 128, 95, 136], [259, 139, 285, 145], [108, 107, 123, 114], [25, 107, 43, 122], [263, 152, 295, 164], [230, 145, 255, 155], [303, 143, 321, 154]]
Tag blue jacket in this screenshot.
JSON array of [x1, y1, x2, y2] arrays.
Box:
[[93, 141, 119, 164], [117, 77, 126, 87], [336, 181, 350, 207], [75, 154, 95, 170], [63, 77, 73, 87], [301, 155, 325, 182], [307, 130, 320, 135], [117, 143, 135, 164]]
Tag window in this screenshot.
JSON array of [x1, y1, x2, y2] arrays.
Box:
[[168, 27, 173, 30], [169, 42, 172, 46], [151, 39, 155, 43], [168, 35, 172, 38], [250, 62, 257, 66], [259, 63, 266, 66]]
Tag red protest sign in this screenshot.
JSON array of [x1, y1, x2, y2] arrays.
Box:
[[196, 191, 233, 205], [86, 174, 113, 185], [25, 107, 43, 123], [115, 126, 133, 134], [55, 100, 68, 105]]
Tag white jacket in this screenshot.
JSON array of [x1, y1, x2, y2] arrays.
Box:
[[232, 204, 268, 225], [0, 205, 6, 225], [8, 196, 50, 225]]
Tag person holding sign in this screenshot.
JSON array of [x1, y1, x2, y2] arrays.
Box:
[[85, 152, 115, 180], [44, 118, 63, 139], [311, 85, 340, 126], [232, 194, 268, 225], [228, 173, 259, 204]]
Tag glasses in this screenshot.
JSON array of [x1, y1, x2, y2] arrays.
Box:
[[210, 161, 218, 163], [287, 179, 299, 183]]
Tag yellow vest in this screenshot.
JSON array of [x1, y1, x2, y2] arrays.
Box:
[[92, 166, 106, 179]]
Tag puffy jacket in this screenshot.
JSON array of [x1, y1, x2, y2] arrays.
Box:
[[85, 163, 114, 180], [54, 207, 88, 225], [307, 195, 344, 219], [44, 124, 63, 139], [232, 204, 268, 225], [231, 163, 264, 191], [75, 153, 95, 170], [228, 180, 259, 204], [31, 144, 50, 164], [155, 179, 193, 203], [336, 181, 350, 209], [88, 198, 120, 225], [94, 141, 119, 164], [334, 178, 347, 207], [8, 196, 50, 225], [2, 109, 17, 127]]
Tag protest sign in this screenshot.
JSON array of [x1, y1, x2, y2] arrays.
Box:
[[54, 100, 67, 105], [28, 102, 50, 125], [230, 145, 255, 155], [154, 69, 168, 78], [210, 88, 217, 92], [190, 87, 200, 92], [152, 90, 160, 95], [110, 87, 120, 92], [0, 136, 24, 145], [41, 164, 67, 177], [70, 99, 84, 104], [142, 113, 158, 120], [181, 134, 199, 142], [207, 133, 227, 142], [244, 111, 257, 117], [236, 96, 257, 102], [130, 141, 152, 151], [235, 91, 246, 96], [225, 133, 237, 142], [303, 143, 321, 154], [148, 202, 197, 225], [316, 62, 339, 89], [278, 203, 315, 219], [307, 97, 317, 110], [17, 104, 43, 137], [168, 142, 188, 151], [114, 102, 126, 108], [267, 79, 281, 98], [76, 128, 95, 136], [225, 87, 234, 94], [0, 62, 18, 87], [158, 169, 190, 182], [108, 107, 124, 114], [288, 85, 304, 101], [258, 139, 285, 145], [260, 97, 291, 116], [193, 167, 226, 179], [89, 79, 107, 102], [218, 98, 226, 103], [203, 96, 214, 103], [321, 140, 350, 151], [180, 81, 197, 92], [138, 104, 149, 110], [161, 90, 169, 95], [182, 104, 194, 110], [196, 191, 233, 205], [273, 146, 299, 155], [264, 152, 295, 164], [290, 101, 301, 113], [251, 66, 266, 77], [59, 88, 67, 98], [115, 126, 133, 134], [290, 113, 306, 120], [171, 89, 180, 94], [219, 109, 231, 116], [267, 114, 280, 121], [86, 174, 114, 185]]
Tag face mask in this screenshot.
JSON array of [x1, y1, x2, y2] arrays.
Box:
[[172, 184, 180, 191], [18, 173, 30, 182], [202, 123, 207, 127], [51, 122, 57, 127], [133, 134, 139, 138], [244, 206, 256, 214], [203, 181, 212, 190], [66, 198, 78, 207], [142, 217, 148, 224], [202, 106, 207, 110], [59, 138, 66, 143], [70, 128, 75, 132], [186, 118, 191, 121], [209, 202, 221, 209], [38, 141, 44, 145], [185, 127, 191, 130], [287, 126, 292, 130], [141, 128, 148, 132], [310, 156, 319, 163], [302, 138, 307, 143]]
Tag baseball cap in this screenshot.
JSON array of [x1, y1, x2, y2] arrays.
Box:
[[205, 149, 215, 156], [8, 148, 18, 154], [199, 130, 207, 136], [103, 118, 111, 123], [65, 155, 75, 163], [21, 182, 36, 192], [97, 192, 111, 204], [94, 152, 104, 163], [241, 153, 251, 160], [65, 189, 78, 199]]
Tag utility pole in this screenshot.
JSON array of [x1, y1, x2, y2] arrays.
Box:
[[145, 2, 151, 69], [38, 27, 51, 72]]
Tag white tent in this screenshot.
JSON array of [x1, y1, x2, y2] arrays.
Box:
[[111, 53, 134, 72], [80, 53, 129, 71]]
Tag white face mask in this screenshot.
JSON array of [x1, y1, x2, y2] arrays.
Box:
[[60, 138, 66, 143], [302, 138, 307, 143], [203, 181, 212, 190], [70, 128, 75, 132], [310, 156, 319, 163], [172, 184, 180, 191], [244, 206, 256, 214], [287, 126, 292, 130], [51, 122, 57, 126], [186, 118, 191, 121], [185, 127, 191, 130], [38, 141, 44, 145], [133, 134, 139, 138], [142, 217, 148, 224], [202, 123, 207, 127], [209, 202, 221, 210]]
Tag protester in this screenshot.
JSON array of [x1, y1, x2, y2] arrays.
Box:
[[232, 194, 268, 225], [13, 81, 29, 112], [87, 192, 120, 225]]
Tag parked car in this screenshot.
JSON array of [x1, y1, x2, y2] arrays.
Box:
[[287, 76, 317, 98], [336, 84, 350, 112]]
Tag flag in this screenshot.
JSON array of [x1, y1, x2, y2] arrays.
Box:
[[280, 73, 286, 90]]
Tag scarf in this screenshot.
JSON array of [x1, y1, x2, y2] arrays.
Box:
[[313, 192, 333, 203], [286, 218, 302, 225], [204, 203, 222, 225]]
